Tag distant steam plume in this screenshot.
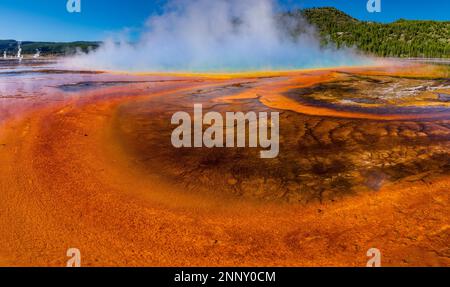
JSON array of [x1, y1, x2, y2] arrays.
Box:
[[64, 0, 372, 72]]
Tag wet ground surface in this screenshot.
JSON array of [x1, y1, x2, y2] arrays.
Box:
[[0, 59, 448, 266], [113, 67, 450, 203], [285, 73, 450, 115], [1, 59, 449, 204]]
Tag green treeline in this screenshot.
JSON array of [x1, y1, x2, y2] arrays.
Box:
[[0, 40, 100, 56], [299, 7, 450, 58]]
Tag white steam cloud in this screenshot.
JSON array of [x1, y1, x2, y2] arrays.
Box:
[[64, 0, 372, 72]]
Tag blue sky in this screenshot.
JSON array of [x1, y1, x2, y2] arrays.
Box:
[[0, 0, 448, 42]]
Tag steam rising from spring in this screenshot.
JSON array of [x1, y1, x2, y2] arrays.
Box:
[[17, 42, 23, 62], [33, 49, 41, 59], [64, 0, 372, 72]]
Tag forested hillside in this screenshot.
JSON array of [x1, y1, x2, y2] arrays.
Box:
[[299, 7, 450, 58], [0, 40, 100, 56]]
